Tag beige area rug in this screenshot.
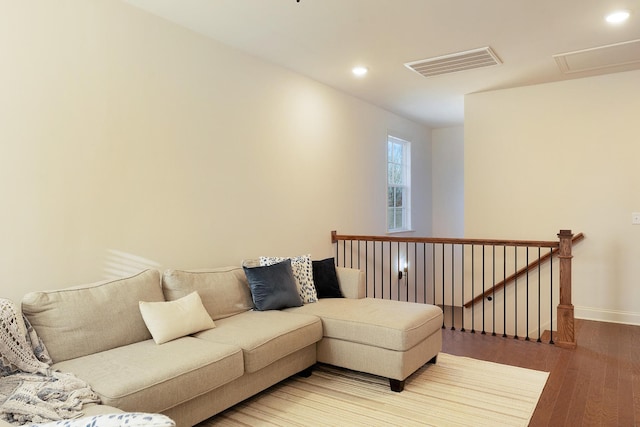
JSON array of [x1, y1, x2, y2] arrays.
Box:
[[201, 353, 549, 427]]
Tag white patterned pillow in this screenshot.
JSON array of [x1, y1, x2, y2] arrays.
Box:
[[259, 255, 318, 303], [30, 413, 175, 427]]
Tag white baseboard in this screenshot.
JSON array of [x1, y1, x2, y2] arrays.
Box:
[[575, 306, 640, 326]]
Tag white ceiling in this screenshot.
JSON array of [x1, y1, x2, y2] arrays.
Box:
[[124, 0, 640, 128]]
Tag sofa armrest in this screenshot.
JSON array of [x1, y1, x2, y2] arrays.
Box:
[[335, 267, 365, 299]]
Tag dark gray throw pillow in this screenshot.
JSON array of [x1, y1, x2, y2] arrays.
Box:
[[312, 258, 344, 298], [243, 259, 303, 310]]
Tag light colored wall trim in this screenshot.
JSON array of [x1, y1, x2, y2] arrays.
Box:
[[575, 306, 640, 326]]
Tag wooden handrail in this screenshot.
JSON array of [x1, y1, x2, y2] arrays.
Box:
[[463, 232, 584, 308], [332, 230, 560, 248]]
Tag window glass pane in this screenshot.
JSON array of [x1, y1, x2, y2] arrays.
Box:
[[395, 187, 403, 207], [388, 164, 402, 185], [393, 143, 403, 164], [395, 208, 404, 230], [388, 186, 406, 208], [400, 165, 407, 184], [388, 207, 395, 229]]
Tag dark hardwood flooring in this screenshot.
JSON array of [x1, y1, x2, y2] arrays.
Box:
[[441, 319, 640, 426]]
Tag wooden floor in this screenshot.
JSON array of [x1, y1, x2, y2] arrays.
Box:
[[441, 319, 640, 426]]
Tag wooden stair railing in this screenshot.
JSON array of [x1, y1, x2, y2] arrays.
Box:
[[463, 232, 584, 308], [331, 229, 580, 349]]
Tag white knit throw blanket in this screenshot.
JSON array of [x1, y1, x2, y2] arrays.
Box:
[[0, 299, 100, 425]]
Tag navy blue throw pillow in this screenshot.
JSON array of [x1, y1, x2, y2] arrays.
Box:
[[243, 259, 303, 310], [312, 258, 344, 298]]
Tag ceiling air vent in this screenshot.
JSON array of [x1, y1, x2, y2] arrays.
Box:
[[553, 39, 640, 74], [404, 47, 501, 78]]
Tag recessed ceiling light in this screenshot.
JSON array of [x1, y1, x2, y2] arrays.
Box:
[[352, 66, 368, 77], [606, 10, 630, 24]]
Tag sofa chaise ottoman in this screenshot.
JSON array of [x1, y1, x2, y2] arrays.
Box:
[[284, 267, 443, 392]]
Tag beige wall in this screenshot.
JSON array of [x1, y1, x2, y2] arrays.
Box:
[[0, 1, 431, 303], [465, 69, 640, 325], [432, 126, 464, 237]]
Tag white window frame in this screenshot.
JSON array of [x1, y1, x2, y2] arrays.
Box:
[[387, 135, 411, 232]]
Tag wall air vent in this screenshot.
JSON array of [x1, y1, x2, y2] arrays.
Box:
[[553, 39, 640, 74], [404, 47, 502, 78]]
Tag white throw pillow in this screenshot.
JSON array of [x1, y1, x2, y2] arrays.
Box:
[[30, 413, 175, 427], [259, 254, 318, 303], [139, 292, 215, 344]]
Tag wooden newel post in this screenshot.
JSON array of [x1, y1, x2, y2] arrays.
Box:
[[556, 229, 577, 349]]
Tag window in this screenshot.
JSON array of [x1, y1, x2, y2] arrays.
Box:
[[387, 135, 411, 232]]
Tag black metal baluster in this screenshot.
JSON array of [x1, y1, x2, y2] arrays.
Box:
[[349, 240, 353, 268], [549, 248, 554, 345], [396, 241, 401, 301], [471, 244, 476, 334], [381, 241, 385, 299], [461, 244, 465, 332], [422, 243, 426, 304], [503, 245, 507, 338], [432, 243, 436, 308], [373, 241, 377, 299], [389, 242, 392, 300], [407, 241, 410, 302], [416, 243, 427, 304], [412, 243, 418, 302], [525, 247, 530, 341], [451, 244, 455, 330], [492, 245, 496, 337], [513, 246, 519, 340], [364, 241, 369, 297], [482, 245, 486, 335], [422, 243, 427, 304], [537, 247, 542, 343], [442, 244, 446, 329]]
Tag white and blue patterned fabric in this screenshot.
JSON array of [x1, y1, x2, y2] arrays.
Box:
[[28, 413, 175, 427]]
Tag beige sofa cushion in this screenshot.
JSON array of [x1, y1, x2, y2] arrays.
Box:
[[335, 267, 366, 299], [53, 337, 243, 414], [285, 298, 443, 351], [195, 310, 322, 373], [22, 270, 164, 363], [162, 267, 253, 320]]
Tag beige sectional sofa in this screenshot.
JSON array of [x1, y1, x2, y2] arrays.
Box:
[[12, 263, 443, 427]]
